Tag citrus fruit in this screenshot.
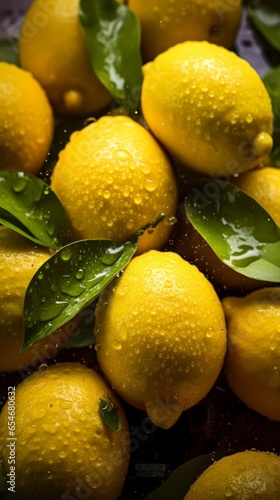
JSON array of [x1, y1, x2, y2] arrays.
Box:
[[141, 41, 273, 176], [223, 287, 280, 421], [94, 250, 226, 429], [51, 115, 178, 254], [19, 0, 112, 116], [232, 166, 280, 227], [0, 226, 72, 374], [0, 362, 130, 499], [184, 450, 280, 498], [127, 0, 242, 62], [0, 62, 54, 175]]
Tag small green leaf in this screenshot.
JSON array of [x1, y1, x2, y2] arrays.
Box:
[[263, 65, 280, 167], [79, 0, 143, 115], [144, 452, 230, 499], [0, 38, 19, 65], [184, 179, 280, 282], [99, 396, 122, 431], [0, 171, 70, 249], [22, 239, 137, 351], [247, 0, 280, 52]]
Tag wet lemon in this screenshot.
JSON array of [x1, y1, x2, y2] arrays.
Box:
[[0, 227, 72, 374], [94, 250, 226, 429], [19, 0, 112, 116], [142, 41, 273, 176], [0, 62, 54, 174], [127, 0, 242, 62], [185, 450, 280, 498], [0, 362, 130, 499], [223, 288, 280, 421], [51, 115, 178, 254], [232, 166, 280, 227]]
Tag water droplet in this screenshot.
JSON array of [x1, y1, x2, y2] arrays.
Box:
[[113, 339, 122, 350], [145, 178, 158, 192], [103, 190, 110, 200], [94, 344, 101, 352], [12, 173, 28, 193], [224, 485, 234, 497], [37, 271, 44, 280], [75, 269, 85, 280], [101, 245, 124, 265], [39, 363, 48, 371], [60, 248, 72, 261], [47, 223, 55, 236], [206, 327, 214, 338]]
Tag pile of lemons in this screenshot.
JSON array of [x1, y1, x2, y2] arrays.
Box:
[[0, 0, 280, 498]]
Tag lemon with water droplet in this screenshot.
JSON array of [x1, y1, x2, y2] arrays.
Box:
[[19, 0, 112, 116], [223, 287, 280, 421], [0, 362, 130, 499], [0, 62, 54, 174], [184, 450, 280, 499], [51, 115, 178, 254], [94, 249, 226, 429], [126, 0, 242, 62], [142, 41, 273, 176], [0, 227, 70, 374]]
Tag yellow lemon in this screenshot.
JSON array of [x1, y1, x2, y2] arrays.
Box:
[[51, 115, 178, 254], [185, 450, 280, 499], [19, 0, 112, 116], [223, 288, 280, 421], [232, 166, 280, 227], [127, 0, 242, 62], [0, 62, 54, 175], [0, 227, 74, 373], [94, 250, 226, 429], [142, 41, 273, 176], [0, 362, 130, 499]]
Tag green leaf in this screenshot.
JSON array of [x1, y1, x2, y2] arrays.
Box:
[[247, 0, 280, 52], [99, 396, 122, 431], [79, 0, 143, 115], [144, 452, 230, 499], [0, 38, 19, 65], [263, 65, 280, 167], [22, 239, 137, 351], [184, 179, 280, 282], [0, 171, 70, 249], [66, 302, 96, 349]]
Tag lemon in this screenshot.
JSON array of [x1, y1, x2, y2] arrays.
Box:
[[232, 166, 280, 227], [51, 115, 178, 254], [94, 250, 226, 429], [19, 0, 112, 116], [0, 227, 75, 374], [223, 288, 280, 421], [142, 41, 273, 176], [184, 450, 280, 499], [0, 62, 54, 175], [0, 362, 130, 499], [127, 0, 242, 62]]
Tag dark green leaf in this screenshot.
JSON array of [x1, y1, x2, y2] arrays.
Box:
[[99, 396, 122, 431], [0, 38, 19, 65], [0, 171, 70, 249], [66, 302, 96, 349], [144, 452, 230, 499], [22, 239, 137, 351], [79, 0, 143, 115], [247, 0, 280, 52], [184, 179, 280, 282], [263, 65, 280, 167]]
